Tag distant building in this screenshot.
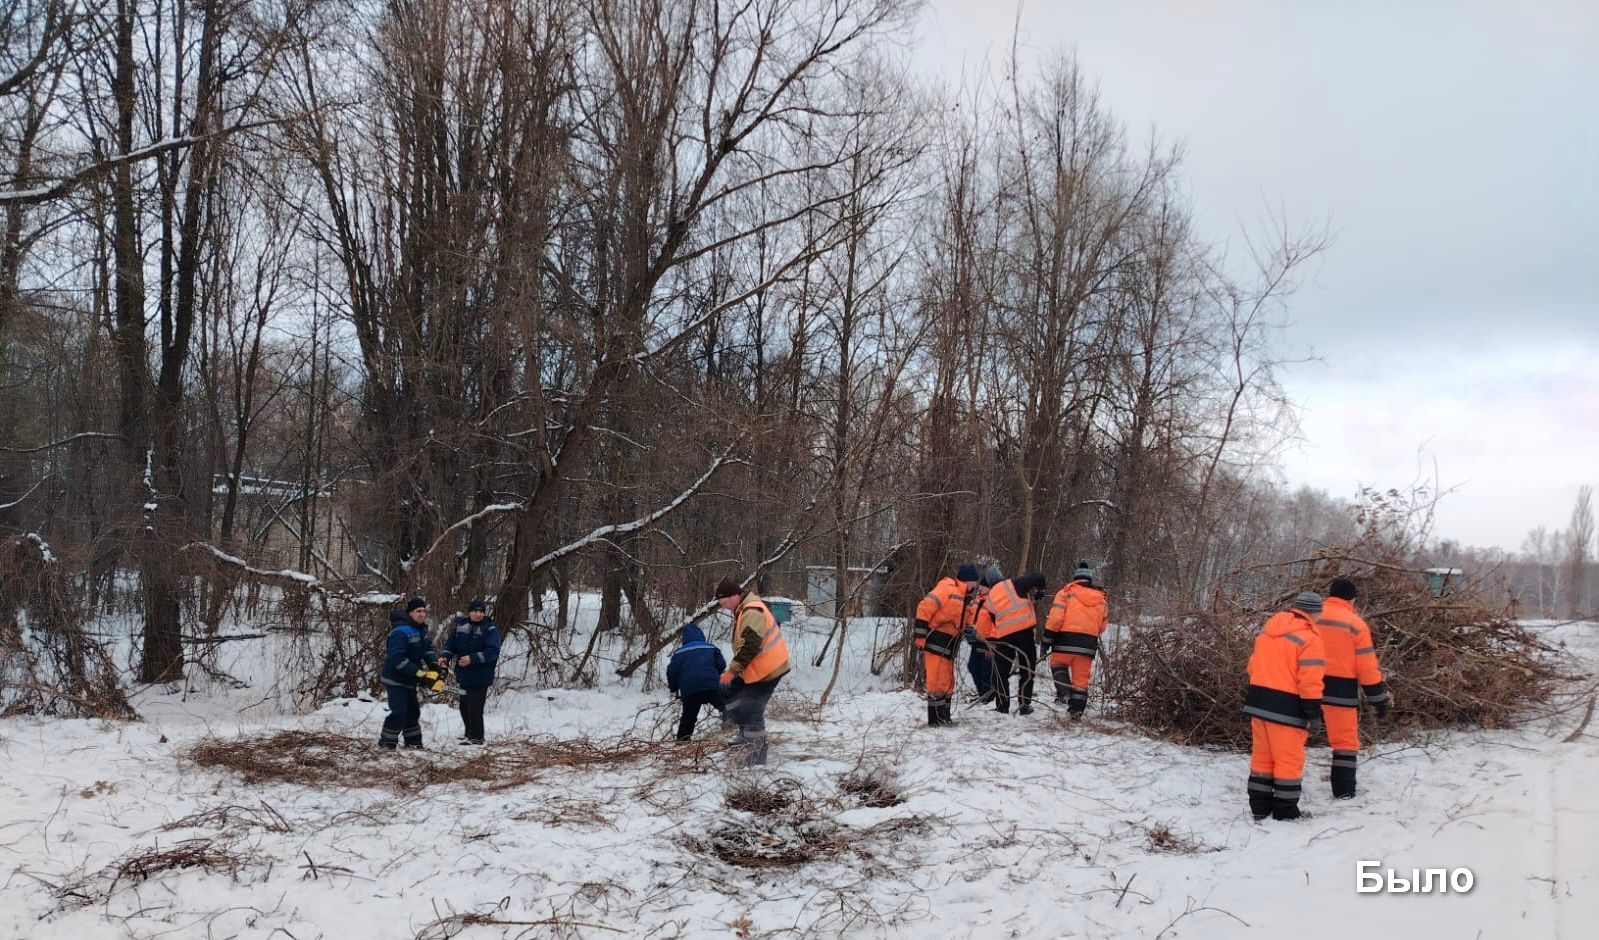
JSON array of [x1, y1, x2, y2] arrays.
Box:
[[1425, 567, 1465, 597], [805, 565, 890, 618], [211, 474, 356, 575]]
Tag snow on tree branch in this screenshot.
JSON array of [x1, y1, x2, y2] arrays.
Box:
[[0, 476, 51, 511], [412, 502, 527, 573], [0, 119, 288, 206], [0, 432, 122, 454], [180, 542, 396, 607], [529, 450, 744, 576]]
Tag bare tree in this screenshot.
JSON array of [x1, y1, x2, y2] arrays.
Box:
[[1568, 484, 1593, 618]]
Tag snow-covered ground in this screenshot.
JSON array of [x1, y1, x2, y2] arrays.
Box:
[[2, 605, 1596, 939]]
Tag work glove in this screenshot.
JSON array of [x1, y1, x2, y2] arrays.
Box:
[[1306, 714, 1324, 736], [719, 669, 735, 693], [1373, 697, 1391, 719]]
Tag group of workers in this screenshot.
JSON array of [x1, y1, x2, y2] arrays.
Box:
[[915, 561, 1109, 725], [915, 564, 1391, 822], [1245, 579, 1390, 820], [374, 563, 1390, 821]]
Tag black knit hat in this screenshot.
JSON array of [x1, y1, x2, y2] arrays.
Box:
[[1328, 578, 1358, 601], [1015, 571, 1048, 595], [957, 563, 980, 582], [713, 576, 744, 599], [467, 598, 487, 613], [405, 596, 427, 613]]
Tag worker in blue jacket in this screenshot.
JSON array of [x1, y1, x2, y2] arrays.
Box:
[[442, 599, 502, 745], [379, 597, 443, 749], [666, 622, 727, 740]]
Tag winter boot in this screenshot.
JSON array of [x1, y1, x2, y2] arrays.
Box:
[[1271, 777, 1305, 820], [927, 702, 941, 727], [1331, 751, 1358, 799], [1051, 666, 1072, 703], [1017, 704, 1034, 716], [1248, 773, 1273, 820], [936, 701, 954, 726], [378, 727, 400, 750], [1067, 687, 1088, 719], [1272, 800, 1311, 820], [740, 730, 770, 767]]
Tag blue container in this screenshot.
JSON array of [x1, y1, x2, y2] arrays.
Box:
[[765, 598, 797, 624]]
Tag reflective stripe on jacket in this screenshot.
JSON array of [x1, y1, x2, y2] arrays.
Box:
[[1244, 610, 1326, 728], [1044, 580, 1108, 655], [915, 576, 977, 651], [1315, 596, 1387, 707], [730, 594, 791, 684], [980, 579, 1037, 640]]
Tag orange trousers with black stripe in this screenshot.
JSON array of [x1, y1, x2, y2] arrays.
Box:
[[923, 651, 955, 697], [1249, 718, 1307, 783]]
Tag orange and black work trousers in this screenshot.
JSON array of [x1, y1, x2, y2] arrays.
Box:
[[923, 631, 958, 726], [1248, 717, 1308, 820], [1049, 652, 1092, 714], [1322, 703, 1360, 798]]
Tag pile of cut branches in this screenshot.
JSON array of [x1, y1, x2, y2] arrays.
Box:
[[1106, 547, 1585, 750], [690, 767, 930, 870], [189, 729, 681, 791]]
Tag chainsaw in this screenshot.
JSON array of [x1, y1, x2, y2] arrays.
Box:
[[416, 664, 467, 697]]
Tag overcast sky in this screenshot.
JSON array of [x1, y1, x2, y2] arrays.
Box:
[[915, 1, 1599, 552]]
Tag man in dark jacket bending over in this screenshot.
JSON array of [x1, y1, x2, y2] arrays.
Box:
[[666, 622, 727, 740]]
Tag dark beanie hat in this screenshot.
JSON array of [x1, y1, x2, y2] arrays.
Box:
[[405, 596, 427, 613], [714, 576, 744, 599], [957, 563, 980, 582], [1328, 578, 1357, 601], [1290, 592, 1323, 616], [1015, 571, 1047, 594], [467, 598, 487, 613]]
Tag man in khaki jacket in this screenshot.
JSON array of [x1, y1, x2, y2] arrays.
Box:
[[714, 575, 791, 766]]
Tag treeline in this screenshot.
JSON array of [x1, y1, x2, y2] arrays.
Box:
[[2, 0, 1359, 686]]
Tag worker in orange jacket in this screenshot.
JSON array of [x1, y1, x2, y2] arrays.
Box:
[[1043, 561, 1108, 719], [914, 563, 981, 726], [1244, 592, 1327, 821], [977, 570, 1048, 715], [1316, 578, 1391, 799]]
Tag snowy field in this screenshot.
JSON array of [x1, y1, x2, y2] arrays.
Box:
[[2, 602, 1596, 939]]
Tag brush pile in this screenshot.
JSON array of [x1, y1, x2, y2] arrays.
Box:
[[1106, 542, 1584, 750], [189, 729, 672, 790]]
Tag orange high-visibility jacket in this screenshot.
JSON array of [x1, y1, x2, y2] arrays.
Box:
[[1044, 581, 1108, 655], [1243, 610, 1326, 728], [729, 593, 791, 684], [1315, 596, 1388, 708], [978, 579, 1036, 640], [915, 576, 977, 658]]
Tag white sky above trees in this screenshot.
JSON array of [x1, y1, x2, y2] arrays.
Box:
[[916, 0, 1599, 552]]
